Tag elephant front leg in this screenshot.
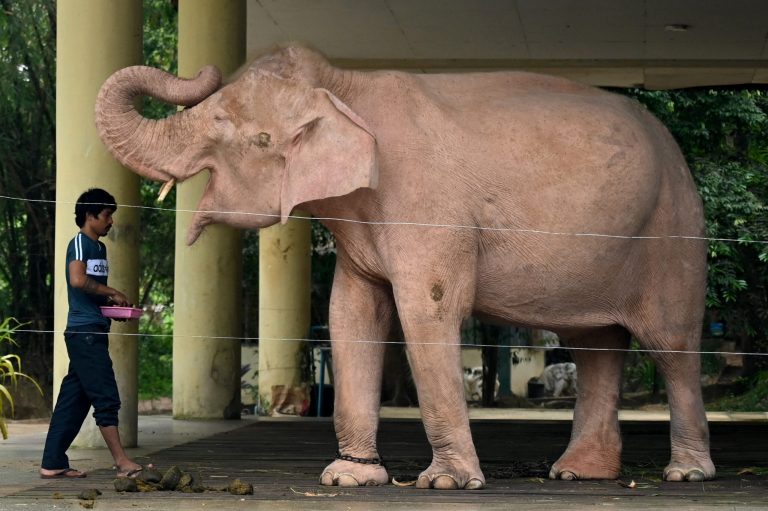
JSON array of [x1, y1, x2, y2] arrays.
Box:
[[319, 267, 392, 487], [395, 276, 485, 490], [407, 335, 485, 489]]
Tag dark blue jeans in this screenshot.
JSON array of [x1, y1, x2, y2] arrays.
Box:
[[41, 325, 121, 470]]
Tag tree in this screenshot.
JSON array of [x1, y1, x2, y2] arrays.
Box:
[[626, 89, 768, 374], [139, 0, 178, 308], [0, 0, 56, 391], [0, 0, 181, 404], [136, 0, 179, 399]]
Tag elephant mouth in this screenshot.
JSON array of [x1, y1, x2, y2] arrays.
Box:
[[186, 172, 216, 246], [148, 163, 217, 245]]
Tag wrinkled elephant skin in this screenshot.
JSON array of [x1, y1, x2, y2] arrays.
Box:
[[96, 46, 714, 488]]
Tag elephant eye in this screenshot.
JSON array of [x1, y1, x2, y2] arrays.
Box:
[[213, 109, 231, 123]]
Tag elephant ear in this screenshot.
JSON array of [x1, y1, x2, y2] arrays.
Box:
[[280, 88, 378, 223]]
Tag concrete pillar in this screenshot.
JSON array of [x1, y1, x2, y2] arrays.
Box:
[[55, 0, 142, 447], [258, 213, 312, 413], [173, 0, 245, 419]]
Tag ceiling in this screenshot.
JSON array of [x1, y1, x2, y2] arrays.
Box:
[[246, 0, 768, 89]]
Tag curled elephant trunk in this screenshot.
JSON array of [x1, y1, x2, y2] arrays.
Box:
[[95, 65, 221, 182]]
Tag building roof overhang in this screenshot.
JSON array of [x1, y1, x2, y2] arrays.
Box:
[[246, 0, 768, 89]]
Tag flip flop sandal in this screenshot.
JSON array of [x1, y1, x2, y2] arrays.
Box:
[[116, 465, 144, 479], [40, 468, 87, 479]]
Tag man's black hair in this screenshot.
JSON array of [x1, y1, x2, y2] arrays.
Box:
[[75, 188, 117, 227]]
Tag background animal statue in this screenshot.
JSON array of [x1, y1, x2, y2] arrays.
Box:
[[96, 45, 714, 489], [463, 366, 500, 402], [541, 362, 578, 397]]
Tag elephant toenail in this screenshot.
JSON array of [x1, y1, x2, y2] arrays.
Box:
[[416, 475, 434, 489], [665, 469, 685, 482], [337, 474, 361, 487], [465, 478, 485, 490], [319, 471, 335, 486], [686, 469, 705, 482], [559, 471, 577, 481], [433, 475, 459, 490]]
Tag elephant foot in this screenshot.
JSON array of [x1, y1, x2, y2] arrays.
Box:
[[319, 459, 389, 487], [549, 442, 621, 480], [415, 461, 485, 490], [663, 456, 715, 482]]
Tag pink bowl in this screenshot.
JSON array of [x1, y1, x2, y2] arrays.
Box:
[[100, 306, 142, 320]]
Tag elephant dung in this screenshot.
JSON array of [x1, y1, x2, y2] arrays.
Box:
[[159, 465, 182, 490], [136, 479, 162, 492], [139, 466, 163, 484], [177, 471, 205, 493], [113, 477, 138, 492], [77, 488, 102, 500], [227, 478, 254, 495]]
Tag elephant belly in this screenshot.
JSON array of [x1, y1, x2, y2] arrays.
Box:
[[472, 238, 634, 330]]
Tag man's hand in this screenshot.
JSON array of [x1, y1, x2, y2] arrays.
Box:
[[107, 291, 129, 307], [107, 290, 132, 322]]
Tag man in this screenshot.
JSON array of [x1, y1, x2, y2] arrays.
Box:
[[40, 188, 144, 479]]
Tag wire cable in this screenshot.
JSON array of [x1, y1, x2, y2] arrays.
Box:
[[5, 192, 766, 359], [2, 194, 767, 244], [13, 328, 768, 358]]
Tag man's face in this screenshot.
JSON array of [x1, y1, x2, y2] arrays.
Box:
[[87, 208, 115, 237]]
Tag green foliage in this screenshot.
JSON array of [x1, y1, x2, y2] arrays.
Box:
[[142, 0, 178, 121], [143, 0, 178, 73], [0, 317, 43, 439], [622, 340, 662, 395], [310, 222, 338, 327], [134, 0, 179, 399], [706, 370, 768, 412], [137, 306, 174, 400], [138, 0, 178, 308], [243, 230, 260, 341], [0, 0, 56, 388], [626, 89, 768, 367]]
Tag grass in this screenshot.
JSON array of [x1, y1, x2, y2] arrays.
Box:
[[0, 317, 43, 439]]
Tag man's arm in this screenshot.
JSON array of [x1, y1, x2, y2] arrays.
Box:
[[68, 260, 129, 306]]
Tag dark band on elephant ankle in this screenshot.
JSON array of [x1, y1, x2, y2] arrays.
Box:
[[335, 451, 385, 467]]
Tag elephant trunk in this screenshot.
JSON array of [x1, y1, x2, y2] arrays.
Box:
[[95, 65, 222, 182]]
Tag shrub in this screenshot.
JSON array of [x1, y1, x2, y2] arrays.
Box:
[[0, 317, 42, 439]]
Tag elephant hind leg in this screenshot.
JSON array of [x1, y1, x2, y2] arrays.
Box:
[[550, 325, 629, 480], [621, 236, 714, 482], [625, 314, 715, 482]]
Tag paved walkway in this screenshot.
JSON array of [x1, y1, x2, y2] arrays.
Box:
[[1, 409, 767, 510], [0, 415, 255, 499]]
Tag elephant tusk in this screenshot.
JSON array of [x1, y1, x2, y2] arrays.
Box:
[[157, 178, 176, 203]]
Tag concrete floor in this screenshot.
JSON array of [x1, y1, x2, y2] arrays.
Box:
[[1, 408, 767, 511], [0, 414, 256, 500]]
